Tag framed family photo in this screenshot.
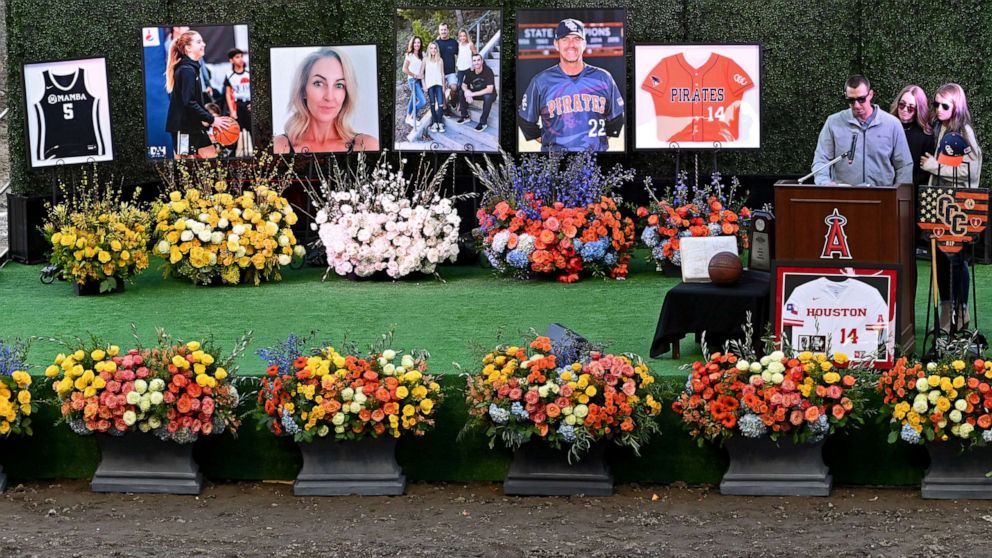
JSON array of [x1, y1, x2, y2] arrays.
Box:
[[394, 8, 502, 153]]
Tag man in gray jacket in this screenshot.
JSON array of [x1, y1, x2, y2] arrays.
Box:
[[812, 75, 913, 186]]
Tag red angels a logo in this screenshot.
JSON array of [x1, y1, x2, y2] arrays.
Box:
[[821, 208, 852, 259]]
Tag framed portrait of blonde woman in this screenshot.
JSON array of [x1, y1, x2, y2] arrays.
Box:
[[270, 45, 381, 154]]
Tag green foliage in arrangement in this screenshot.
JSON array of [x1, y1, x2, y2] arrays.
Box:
[[6, 0, 992, 193]]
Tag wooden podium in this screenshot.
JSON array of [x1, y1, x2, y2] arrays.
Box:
[[774, 181, 916, 353]]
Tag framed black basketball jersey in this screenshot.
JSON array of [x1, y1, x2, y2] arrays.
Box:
[[23, 57, 114, 167]]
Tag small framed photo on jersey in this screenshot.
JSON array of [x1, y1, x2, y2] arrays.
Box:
[[634, 44, 761, 151], [270, 45, 381, 155], [394, 8, 502, 153], [23, 57, 114, 168], [140, 24, 254, 161], [772, 263, 899, 369], [516, 8, 627, 153]]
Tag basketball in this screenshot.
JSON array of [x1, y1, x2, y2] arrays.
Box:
[[708, 251, 743, 285], [213, 121, 241, 146]]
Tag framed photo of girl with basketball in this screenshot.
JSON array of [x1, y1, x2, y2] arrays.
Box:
[[140, 24, 253, 161]]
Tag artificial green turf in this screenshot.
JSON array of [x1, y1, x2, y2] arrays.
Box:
[[1, 253, 688, 376], [2, 254, 991, 377]]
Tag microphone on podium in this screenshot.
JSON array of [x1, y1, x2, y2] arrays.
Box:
[[800, 132, 860, 184]]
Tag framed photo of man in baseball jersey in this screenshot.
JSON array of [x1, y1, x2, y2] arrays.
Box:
[[516, 9, 627, 153], [773, 263, 899, 369], [140, 24, 253, 161], [634, 44, 761, 150], [22, 57, 115, 168], [394, 8, 502, 153], [270, 45, 380, 154]]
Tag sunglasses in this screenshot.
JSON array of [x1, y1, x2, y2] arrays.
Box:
[[844, 95, 869, 105], [897, 101, 916, 112], [932, 101, 952, 111]]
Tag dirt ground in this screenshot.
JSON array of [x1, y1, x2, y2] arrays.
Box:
[[0, 481, 990, 557]]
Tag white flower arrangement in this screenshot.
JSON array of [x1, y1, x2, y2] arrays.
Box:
[[308, 151, 466, 279]]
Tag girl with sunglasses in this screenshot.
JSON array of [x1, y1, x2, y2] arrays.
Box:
[[920, 83, 982, 332], [921, 83, 981, 188], [889, 85, 933, 187]]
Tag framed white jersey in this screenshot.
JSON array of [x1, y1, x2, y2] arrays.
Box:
[[23, 57, 114, 167], [774, 264, 898, 369]]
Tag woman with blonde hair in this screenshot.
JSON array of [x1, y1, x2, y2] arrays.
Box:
[[921, 83, 981, 187], [920, 83, 983, 331], [273, 47, 379, 153], [423, 41, 446, 133], [455, 30, 478, 86], [165, 30, 235, 158]]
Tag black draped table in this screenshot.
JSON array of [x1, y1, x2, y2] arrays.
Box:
[[650, 270, 771, 359]]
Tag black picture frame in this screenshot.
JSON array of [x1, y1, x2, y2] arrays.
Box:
[[514, 7, 628, 155], [393, 6, 504, 155], [21, 55, 116, 169], [138, 23, 254, 163], [268, 43, 382, 156]]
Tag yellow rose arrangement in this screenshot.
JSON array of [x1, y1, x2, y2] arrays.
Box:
[[152, 157, 305, 285], [256, 334, 443, 442], [0, 340, 36, 437], [43, 172, 149, 293]]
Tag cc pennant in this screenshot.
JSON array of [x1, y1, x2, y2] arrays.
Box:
[[917, 186, 990, 253]]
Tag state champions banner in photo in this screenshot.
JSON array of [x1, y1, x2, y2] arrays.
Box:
[[515, 8, 627, 153], [917, 186, 990, 253], [634, 44, 761, 150]]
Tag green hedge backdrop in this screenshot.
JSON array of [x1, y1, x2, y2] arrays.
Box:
[[6, 0, 992, 193]]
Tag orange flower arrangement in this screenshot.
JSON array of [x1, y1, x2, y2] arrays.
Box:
[[469, 150, 636, 283], [256, 335, 442, 442], [878, 356, 992, 446], [674, 350, 865, 445], [46, 334, 245, 443], [464, 334, 664, 461], [637, 171, 751, 268]]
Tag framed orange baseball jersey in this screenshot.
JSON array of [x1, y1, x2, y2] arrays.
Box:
[[634, 44, 761, 150]]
